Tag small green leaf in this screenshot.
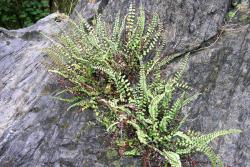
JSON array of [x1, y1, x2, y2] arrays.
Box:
[[128, 121, 148, 144], [163, 151, 182, 167], [124, 149, 140, 156]]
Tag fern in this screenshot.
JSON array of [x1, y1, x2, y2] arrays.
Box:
[[126, 1, 136, 41], [162, 151, 182, 167], [45, 2, 241, 167]]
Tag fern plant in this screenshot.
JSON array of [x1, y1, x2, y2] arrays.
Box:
[[45, 2, 241, 167], [101, 53, 240, 167]]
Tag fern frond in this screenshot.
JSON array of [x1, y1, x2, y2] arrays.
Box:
[[143, 13, 159, 46], [126, 5, 146, 57], [162, 151, 182, 167], [76, 12, 93, 32], [93, 65, 132, 101], [142, 21, 163, 57], [126, 1, 136, 41], [145, 39, 165, 75], [137, 6, 146, 41], [157, 53, 181, 69], [148, 93, 165, 121], [173, 53, 190, 84], [128, 120, 148, 144], [67, 99, 96, 111], [136, 60, 153, 111], [193, 129, 241, 147], [161, 92, 186, 127], [112, 11, 121, 43], [161, 82, 174, 109], [201, 146, 223, 167]]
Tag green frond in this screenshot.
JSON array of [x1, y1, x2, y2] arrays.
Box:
[[145, 39, 165, 75], [112, 11, 121, 42], [143, 13, 159, 46], [142, 21, 162, 57], [137, 6, 146, 40], [148, 93, 165, 121], [145, 59, 160, 75], [126, 1, 136, 40], [93, 65, 132, 101], [67, 99, 96, 111], [176, 129, 241, 166], [193, 129, 241, 147], [161, 82, 174, 109], [126, 5, 146, 58], [161, 92, 186, 126], [162, 151, 182, 167], [76, 12, 93, 32], [173, 53, 190, 83], [198, 145, 223, 167], [128, 120, 148, 144], [136, 60, 153, 110], [157, 53, 181, 69], [124, 148, 140, 156]]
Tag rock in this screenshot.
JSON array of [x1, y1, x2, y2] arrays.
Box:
[[165, 24, 250, 167], [76, 0, 230, 54], [0, 13, 68, 136], [0, 0, 249, 167]]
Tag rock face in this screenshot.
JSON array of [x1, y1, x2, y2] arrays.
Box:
[[0, 0, 249, 167], [0, 13, 67, 136], [76, 0, 230, 54], [172, 24, 250, 167]]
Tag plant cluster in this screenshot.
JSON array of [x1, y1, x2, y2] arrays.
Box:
[[45, 2, 241, 167], [0, 0, 78, 29], [50, 0, 78, 15], [0, 0, 50, 29]]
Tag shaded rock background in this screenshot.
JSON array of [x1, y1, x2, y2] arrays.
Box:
[[0, 0, 249, 166]]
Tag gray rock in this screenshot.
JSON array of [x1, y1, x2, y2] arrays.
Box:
[[165, 24, 250, 167], [75, 0, 230, 54], [0, 0, 249, 167], [0, 13, 68, 136]]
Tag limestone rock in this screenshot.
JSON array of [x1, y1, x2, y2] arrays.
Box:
[[0, 0, 249, 166]]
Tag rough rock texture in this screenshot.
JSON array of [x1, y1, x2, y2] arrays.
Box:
[[0, 0, 249, 167], [76, 0, 230, 54], [166, 24, 250, 167], [0, 13, 67, 135]]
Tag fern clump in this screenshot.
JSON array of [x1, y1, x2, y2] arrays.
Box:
[[45, 2, 241, 167]]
